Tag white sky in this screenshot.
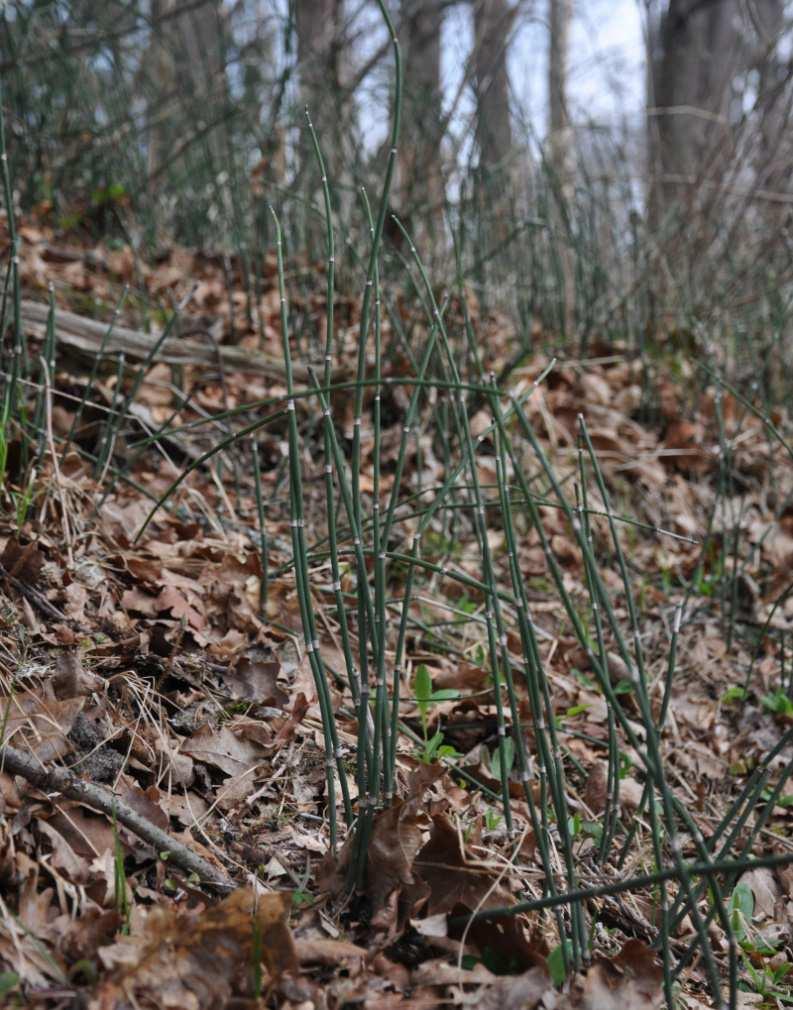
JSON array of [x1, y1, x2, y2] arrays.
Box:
[[440, 0, 645, 146], [339, 0, 647, 167]]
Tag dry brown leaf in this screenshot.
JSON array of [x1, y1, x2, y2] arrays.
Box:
[[1, 689, 83, 762], [479, 965, 551, 1010], [154, 584, 205, 630], [224, 654, 286, 706], [367, 797, 428, 917], [295, 936, 368, 971], [1, 536, 45, 584], [413, 815, 543, 973], [562, 939, 663, 1010], [180, 723, 264, 777], [583, 762, 608, 813], [414, 815, 510, 916], [52, 649, 103, 697], [740, 867, 780, 920], [91, 888, 296, 1010]]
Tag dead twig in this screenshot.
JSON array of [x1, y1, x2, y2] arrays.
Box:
[[0, 742, 234, 894], [0, 561, 68, 623]]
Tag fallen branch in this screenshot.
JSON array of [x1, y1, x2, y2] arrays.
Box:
[[0, 561, 68, 623], [21, 299, 328, 384], [0, 743, 234, 894]]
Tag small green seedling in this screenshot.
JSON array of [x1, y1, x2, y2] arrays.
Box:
[[548, 939, 573, 986], [0, 972, 20, 999], [730, 881, 781, 958], [413, 664, 461, 763], [741, 959, 793, 1004], [484, 807, 502, 831], [722, 685, 747, 704], [12, 468, 36, 527], [418, 729, 461, 764], [111, 813, 130, 934], [554, 702, 590, 728], [490, 737, 515, 780], [729, 881, 754, 946], [762, 690, 793, 722], [618, 752, 633, 780], [414, 664, 459, 728], [291, 889, 313, 909], [567, 813, 582, 838]]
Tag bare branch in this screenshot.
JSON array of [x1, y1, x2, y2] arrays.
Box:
[[0, 743, 234, 894]]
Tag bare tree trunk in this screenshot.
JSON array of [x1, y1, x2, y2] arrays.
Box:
[[472, 0, 516, 256], [548, 0, 572, 194], [647, 0, 742, 233], [548, 0, 574, 335], [750, 0, 788, 197], [295, 0, 347, 190], [743, 0, 791, 401], [146, 0, 178, 195], [473, 0, 514, 180], [397, 0, 446, 253], [144, 1, 229, 195]]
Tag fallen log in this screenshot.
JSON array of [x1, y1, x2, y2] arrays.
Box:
[[20, 299, 322, 383]]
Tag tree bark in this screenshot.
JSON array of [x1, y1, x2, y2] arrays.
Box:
[[397, 0, 446, 251], [548, 0, 574, 335], [647, 0, 743, 230], [472, 0, 515, 249], [548, 0, 572, 195], [295, 0, 347, 190], [473, 0, 514, 179], [750, 0, 789, 199], [146, 0, 178, 194], [144, 0, 230, 199]]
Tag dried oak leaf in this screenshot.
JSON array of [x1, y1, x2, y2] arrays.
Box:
[[53, 649, 103, 697], [0, 536, 45, 584], [561, 939, 663, 1010], [59, 906, 123, 963], [154, 584, 206, 631], [224, 654, 286, 706], [662, 420, 710, 475], [180, 722, 264, 777], [91, 888, 296, 1010], [1, 689, 83, 762], [271, 691, 310, 747], [367, 797, 428, 917], [413, 814, 543, 973], [294, 936, 368, 973], [316, 795, 428, 923], [583, 762, 608, 814], [479, 965, 552, 1010], [414, 814, 506, 916]]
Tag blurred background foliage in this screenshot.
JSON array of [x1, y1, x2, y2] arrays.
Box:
[[2, 0, 793, 399]]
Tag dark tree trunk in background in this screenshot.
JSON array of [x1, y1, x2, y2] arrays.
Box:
[[472, 0, 515, 247], [397, 0, 446, 250], [145, 0, 229, 192], [473, 0, 514, 179], [548, 0, 572, 194], [548, 0, 574, 334], [749, 0, 790, 200], [295, 0, 347, 190], [647, 0, 743, 231], [146, 0, 178, 195]]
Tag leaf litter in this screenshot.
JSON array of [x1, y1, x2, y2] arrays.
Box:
[[0, 212, 792, 1007]]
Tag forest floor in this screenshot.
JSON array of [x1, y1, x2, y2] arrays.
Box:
[[1, 212, 793, 1009]]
